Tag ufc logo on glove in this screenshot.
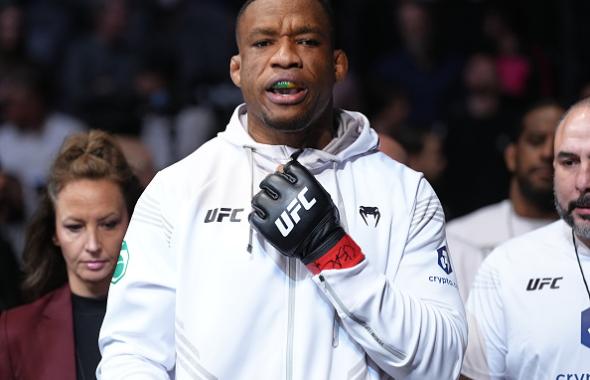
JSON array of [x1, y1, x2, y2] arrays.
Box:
[[274, 187, 317, 237], [249, 158, 364, 274]]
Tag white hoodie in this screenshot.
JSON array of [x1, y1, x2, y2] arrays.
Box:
[[98, 105, 467, 380]]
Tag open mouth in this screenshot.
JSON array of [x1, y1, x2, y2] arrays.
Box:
[[268, 80, 305, 95], [265, 80, 308, 105]]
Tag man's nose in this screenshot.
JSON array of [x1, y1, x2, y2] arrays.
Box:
[[270, 39, 303, 69], [576, 161, 590, 193]]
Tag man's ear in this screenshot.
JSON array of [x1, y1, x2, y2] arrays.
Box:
[[333, 49, 348, 83], [230, 55, 242, 87], [504, 143, 517, 173]]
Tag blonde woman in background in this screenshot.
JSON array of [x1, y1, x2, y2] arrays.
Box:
[[0, 130, 142, 380]]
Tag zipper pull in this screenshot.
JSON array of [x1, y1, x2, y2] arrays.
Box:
[[332, 315, 340, 348]]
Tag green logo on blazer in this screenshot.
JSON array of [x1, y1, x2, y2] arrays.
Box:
[[112, 240, 129, 284]]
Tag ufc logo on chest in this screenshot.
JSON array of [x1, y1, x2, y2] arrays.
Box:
[[274, 187, 316, 237]]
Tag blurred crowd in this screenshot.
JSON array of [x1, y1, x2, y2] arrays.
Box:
[[1, 0, 590, 278]]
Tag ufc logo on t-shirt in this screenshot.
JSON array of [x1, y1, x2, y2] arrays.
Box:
[[274, 187, 317, 237], [526, 277, 563, 291]]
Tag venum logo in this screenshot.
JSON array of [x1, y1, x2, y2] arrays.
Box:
[[204, 208, 244, 223], [526, 277, 563, 291], [437, 246, 452, 275], [359, 206, 380, 227], [274, 187, 317, 237]]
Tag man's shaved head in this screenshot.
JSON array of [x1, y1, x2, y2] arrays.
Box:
[[555, 97, 590, 141]]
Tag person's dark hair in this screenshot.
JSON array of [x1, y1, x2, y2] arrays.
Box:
[[512, 98, 563, 142], [235, 0, 336, 46], [21, 129, 142, 301]]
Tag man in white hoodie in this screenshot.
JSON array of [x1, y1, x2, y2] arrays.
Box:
[[97, 0, 467, 379]]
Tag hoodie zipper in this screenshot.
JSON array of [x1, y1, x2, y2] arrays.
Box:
[[319, 275, 406, 360], [286, 257, 296, 380], [332, 315, 340, 348]]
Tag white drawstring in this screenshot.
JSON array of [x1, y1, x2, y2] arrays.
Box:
[[246, 146, 256, 254], [332, 160, 349, 233]]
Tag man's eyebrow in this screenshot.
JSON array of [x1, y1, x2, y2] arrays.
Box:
[[248, 26, 327, 38], [249, 27, 278, 37], [292, 26, 327, 36], [556, 151, 578, 159]]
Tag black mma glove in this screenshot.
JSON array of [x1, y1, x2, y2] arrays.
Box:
[[249, 159, 364, 274]]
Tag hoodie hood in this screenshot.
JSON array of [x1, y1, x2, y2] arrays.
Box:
[[217, 104, 379, 173]]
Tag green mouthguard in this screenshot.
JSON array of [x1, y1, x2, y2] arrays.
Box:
[[275, 81, 296, 89]]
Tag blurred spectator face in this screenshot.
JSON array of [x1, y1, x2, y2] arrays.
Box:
[[0, 6, 22, 52], [97, 0, 128, 41], [464, 53, 499, 93], [482, 9, 509, 42], [397, 2, 432, 58], [507, 104, 563, 206], [135, 71, 165, 97], [1, 82, 44, 130], [53, 178, 129, 297], [408, 132, 446, 182]]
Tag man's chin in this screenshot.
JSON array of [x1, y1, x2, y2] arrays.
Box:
[[573, 219, 590, 242], [263, 113, 312, 133], [559, 206, 590, 240], [525, 175, 552, 192]]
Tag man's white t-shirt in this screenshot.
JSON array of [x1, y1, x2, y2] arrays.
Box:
[[446, 200, 554, 301], [463, 220, 590, 379]]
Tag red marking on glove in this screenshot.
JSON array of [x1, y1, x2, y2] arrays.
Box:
[[306, 235, 365, 274]]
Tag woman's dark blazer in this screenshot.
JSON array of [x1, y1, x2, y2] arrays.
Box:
[[0, 284, 76, 380]]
